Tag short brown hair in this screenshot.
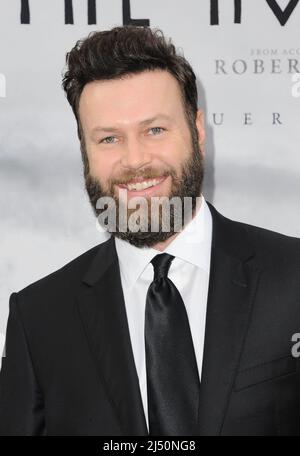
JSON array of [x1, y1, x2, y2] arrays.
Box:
[[62, 25, 198, 141]]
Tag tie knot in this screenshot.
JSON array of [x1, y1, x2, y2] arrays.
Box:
[[150, 253, 175, 280]]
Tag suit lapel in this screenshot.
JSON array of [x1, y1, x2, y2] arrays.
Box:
[[77, 237, 148, 436], [76, 201, 261, 436], [198, 202, 261, 435]]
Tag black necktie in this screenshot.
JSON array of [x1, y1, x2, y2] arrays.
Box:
[[145, 253, 201, 436]]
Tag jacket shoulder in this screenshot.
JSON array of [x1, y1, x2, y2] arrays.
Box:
[[221, 209, 300, 267], [15, 238, 111, 302], [235, 218, 300, 254], [207, 201, 300, 267]]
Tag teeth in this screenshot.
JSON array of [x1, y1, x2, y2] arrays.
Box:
[[125, 178, 162, 191]]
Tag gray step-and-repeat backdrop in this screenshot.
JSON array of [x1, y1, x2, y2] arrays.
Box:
[[0, 0, 299, 360]]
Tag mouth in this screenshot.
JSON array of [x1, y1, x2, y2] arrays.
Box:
[[115, 176, 168, 197]]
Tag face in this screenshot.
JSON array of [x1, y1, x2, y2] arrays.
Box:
[[78, 69, 205, 248]]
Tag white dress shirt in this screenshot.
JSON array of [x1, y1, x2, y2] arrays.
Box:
[[114, 194, 213, 431]]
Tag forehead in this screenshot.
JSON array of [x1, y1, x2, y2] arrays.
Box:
[[78, 70, 185, 127]]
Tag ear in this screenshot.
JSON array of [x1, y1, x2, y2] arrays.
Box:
[[195, 109, 205, 159]]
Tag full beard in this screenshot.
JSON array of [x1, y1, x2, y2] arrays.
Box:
[[84, 134, 204, 248]]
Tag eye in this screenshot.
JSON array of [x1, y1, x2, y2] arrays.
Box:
[[149, 127, 165, 135], [100, 136, 117, 144]]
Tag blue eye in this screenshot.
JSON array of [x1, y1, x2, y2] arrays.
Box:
[[150, 127, 165, 135], [101, 136, 117, 144]]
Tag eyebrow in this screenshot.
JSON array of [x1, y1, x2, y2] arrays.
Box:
[[91, 114, 173, 134]]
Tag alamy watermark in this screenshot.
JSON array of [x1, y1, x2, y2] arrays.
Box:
[[95, 190, 203, 243], [291, 73, 300, 98], [291, 333, 300, 358], [0, 74, 6, 98]]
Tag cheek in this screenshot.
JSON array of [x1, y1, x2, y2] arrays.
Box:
[[165, 132, 189, 155], [87, 147, 117, 181], [159, 139, 189, 169]]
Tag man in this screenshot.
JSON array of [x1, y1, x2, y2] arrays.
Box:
[[0, 26, 300, 436]]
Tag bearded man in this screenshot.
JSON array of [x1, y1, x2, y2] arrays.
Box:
[[1, 26, 300, 436]]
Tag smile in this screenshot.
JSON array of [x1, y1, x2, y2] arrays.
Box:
[[117, 176, 166, 192]]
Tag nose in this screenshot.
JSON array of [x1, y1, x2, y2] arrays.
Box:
[[120, 136, 152, 170]]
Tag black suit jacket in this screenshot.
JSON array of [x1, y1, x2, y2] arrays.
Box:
[[1, 202, 300, 436]]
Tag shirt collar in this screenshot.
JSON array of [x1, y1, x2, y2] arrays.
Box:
[[114, 194, 212, 290]]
